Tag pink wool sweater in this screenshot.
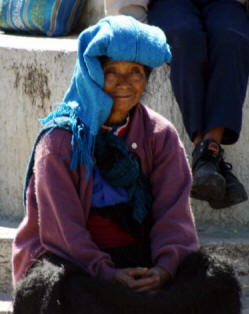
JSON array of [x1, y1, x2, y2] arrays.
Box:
[[12, 104, 199, 286]]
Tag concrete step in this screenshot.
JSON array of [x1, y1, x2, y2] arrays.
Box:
[[0, 294, 12, 314], [0, 221, 18, 296], [0, 298, 248, 314], [0, 301, 12, 314], [0, 222, 248, 313]]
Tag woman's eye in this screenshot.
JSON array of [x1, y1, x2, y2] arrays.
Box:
[[131, 71, 142, 75], [104, 66, 117, 74], [131, 67, 144, 74], [104, 72, 118, 82], [105, 71, 115, 76], [129, 72, 144, 80]]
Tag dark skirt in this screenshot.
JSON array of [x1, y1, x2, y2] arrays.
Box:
[[13, 247, 241, 314]]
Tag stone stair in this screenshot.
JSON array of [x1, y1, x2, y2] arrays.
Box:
[[0, 294, 12, 314], [0, 221, 248, 314], [0, 221, 17, 314]]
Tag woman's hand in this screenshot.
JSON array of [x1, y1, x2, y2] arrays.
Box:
[[113, 267, 151, 289], [135, 266, 171, 293], [112, 266, 171, 292]]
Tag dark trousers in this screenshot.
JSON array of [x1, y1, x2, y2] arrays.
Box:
[[148, 0, 249, 144]]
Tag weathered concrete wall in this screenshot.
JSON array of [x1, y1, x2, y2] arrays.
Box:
[[76, 0, 105, 30], [0, 35, 77, 220], [0, 3, 249, 226], [0, 0, 105, 222]]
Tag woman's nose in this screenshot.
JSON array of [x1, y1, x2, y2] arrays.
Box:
[[116, 74, 132, 86]]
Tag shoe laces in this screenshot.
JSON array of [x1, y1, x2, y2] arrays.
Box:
[[203, 141, 223, 161], [207, 141, 220, 154], [192, 139, 223, 169]]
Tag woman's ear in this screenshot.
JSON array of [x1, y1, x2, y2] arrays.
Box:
[[144, 66, 152, 79]]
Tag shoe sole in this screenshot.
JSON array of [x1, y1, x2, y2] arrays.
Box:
[[209, 184, 248, 209], [191, 175, 226, 201]]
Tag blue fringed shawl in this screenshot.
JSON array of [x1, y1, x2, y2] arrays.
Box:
[[40, 15, 172, 177], [94, 132, 153, 224]]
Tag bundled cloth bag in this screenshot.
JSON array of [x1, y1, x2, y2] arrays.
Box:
[[0, 0, 85, 36]]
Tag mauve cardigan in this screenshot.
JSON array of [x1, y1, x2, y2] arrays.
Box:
[[12, 104, 199, 286]]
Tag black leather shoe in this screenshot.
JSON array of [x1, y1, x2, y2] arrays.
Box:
[[191, 139, 226, 201], [208, 159, 248, 209]]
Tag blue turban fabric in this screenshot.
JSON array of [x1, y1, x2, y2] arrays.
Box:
[[41, 15, 172, 177]]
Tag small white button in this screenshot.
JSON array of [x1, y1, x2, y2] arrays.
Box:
[[131, 142, 138, 149]]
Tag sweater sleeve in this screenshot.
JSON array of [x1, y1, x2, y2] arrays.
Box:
[[34, 129, 116, 281], [149, 124, 199, 277]]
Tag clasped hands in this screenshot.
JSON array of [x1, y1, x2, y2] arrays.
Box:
[[113, 266, 171, 293]]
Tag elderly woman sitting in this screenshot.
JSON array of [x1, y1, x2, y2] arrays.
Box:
[[12, 16, 240, 314]]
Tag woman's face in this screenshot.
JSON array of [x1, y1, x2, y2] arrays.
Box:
[[103, 59, 146, 125]]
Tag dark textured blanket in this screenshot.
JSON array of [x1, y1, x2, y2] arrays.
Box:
[[13, 250, 241, 314]]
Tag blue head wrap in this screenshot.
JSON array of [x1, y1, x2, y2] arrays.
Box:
[[41, 15, 172, 177]]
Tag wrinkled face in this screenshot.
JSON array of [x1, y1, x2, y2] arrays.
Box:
[[103, 59, 146, 125]]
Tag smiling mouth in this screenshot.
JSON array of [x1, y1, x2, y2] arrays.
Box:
[[114, 95, 133, 98]]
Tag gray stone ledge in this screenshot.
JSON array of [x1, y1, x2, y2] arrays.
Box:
[[0, 32, 78, 52], [0, 238, 12, 294], [0, 300, 12, 314]]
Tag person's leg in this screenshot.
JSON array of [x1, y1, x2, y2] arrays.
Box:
[[148, 0, 208, 141], [13, 255, 66, 314], [148, 0, 228, 201], [169, 250, 241, 314], [193, 127, 224, 146], [200, 0, 249, 207], [149, 0, 224, 146], [13, 253, 113, 314], [203, 0, 249, 145]]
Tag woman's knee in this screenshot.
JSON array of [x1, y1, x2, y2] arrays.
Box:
[[13, 259, 66, 314]]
